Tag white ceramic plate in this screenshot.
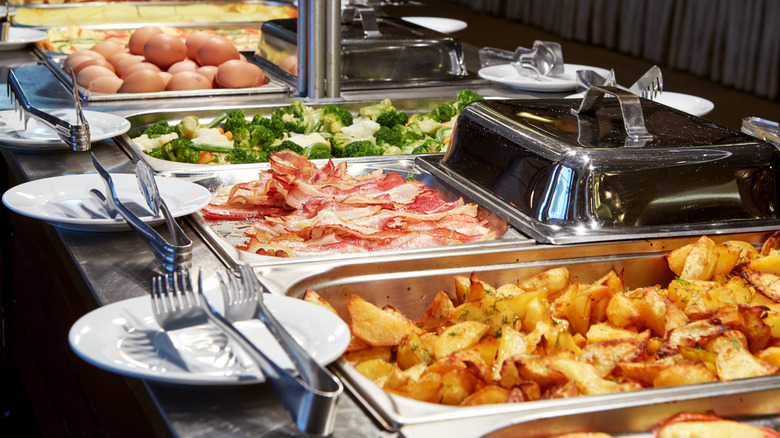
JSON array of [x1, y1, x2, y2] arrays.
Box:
[[401, 16, 468, 33], [478, 63, 611, 92], [68, 291, 351, 385], [0, 27, 48, 51], [2, 173, 211, 232], [566, 91, 715, 117], [0, 110, 131, 150]]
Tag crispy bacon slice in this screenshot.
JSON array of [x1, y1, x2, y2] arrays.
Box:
[[201, 151, 503, 257]]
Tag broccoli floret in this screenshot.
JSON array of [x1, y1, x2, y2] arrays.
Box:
[[271, 102, 319, 135], [232, 125, 277, 150], [429, 103, 458, 123], [177, 115, 200, 139], [223, 109, 248, 134], [407, 113, 443, 137], [374, 125, 405, 147], [269, 139, 305, 155], [249, 114, 286, 139], [227, 147, 270, 164], [411, 138, 444, 154], [343, 140, 380, 157], [375, 109, 409, 128], [154, 138, 200, 163], [358, 98, 395, 121], [456, 89, 484, 111], [319, 104, 353, 134], [143, 120, 179, 138]]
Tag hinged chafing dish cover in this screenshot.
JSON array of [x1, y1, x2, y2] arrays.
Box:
[[422, 98, 780, 244]]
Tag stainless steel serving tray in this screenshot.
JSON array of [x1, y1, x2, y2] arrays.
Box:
[[168, 155, 529, 269], [115, 97, 467, 172], [37, 47, 292, 102], [10, 1, 297, 28], [251, 231, 780, 437]]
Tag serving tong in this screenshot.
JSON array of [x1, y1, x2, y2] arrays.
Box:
[[151, 267, 342, 436], [479, 40, 565, 77], [6, 69, 91, 151], [90, 153, 192, 273], [575, 65, 664, 100]]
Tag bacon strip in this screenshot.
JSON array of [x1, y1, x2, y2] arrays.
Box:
[[201, 151, 502, 257]]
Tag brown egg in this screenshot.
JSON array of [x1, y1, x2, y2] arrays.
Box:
[[166, 59, 198, 75], [166, 71, 213, 91], [127, 25, 163, 55], [87, 75, 124, 94], [215, 60, 264, 88], [121, 62, 162, 78], [114, 55, 146, 77], [72, 58, 116, 76], [185, 30, 214, 61], [195, 65, 218, 86], [66, 49, 104, 63], [118, 69, 165, 93], [196, 36, 239, 67], [278, 54, 298, 75], [159, 71, 172, 87], [143, 33, 187, 69], [107, 51, 134, 69], [76, 65, 117, 87], [90, 41, 124, 60], [63, 55, 96, 74]]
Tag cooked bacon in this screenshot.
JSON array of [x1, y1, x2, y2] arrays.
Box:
[[201, 152, 502, 257]]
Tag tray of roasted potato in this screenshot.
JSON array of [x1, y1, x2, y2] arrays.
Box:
[[249, 231, 780, 435]]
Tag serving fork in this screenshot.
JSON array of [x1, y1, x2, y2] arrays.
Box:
[[151, 269, 342, 436], [6, 69, 91, 151]]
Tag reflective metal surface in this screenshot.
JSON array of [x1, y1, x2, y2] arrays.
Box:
[[419, 98, 780, 244]]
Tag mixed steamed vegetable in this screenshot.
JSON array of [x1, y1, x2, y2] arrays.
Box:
[[132, 90, 484, 164]]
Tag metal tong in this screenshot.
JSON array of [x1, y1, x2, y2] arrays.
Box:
[[91, 153, 192, 272], [479, 40, 565, 77], [575, 65, 664, 100], [1, 0, 10, 42], [6, 69, 91, 151]]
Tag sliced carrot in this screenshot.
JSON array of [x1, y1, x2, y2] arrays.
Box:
[[197, 151, 214, 164]]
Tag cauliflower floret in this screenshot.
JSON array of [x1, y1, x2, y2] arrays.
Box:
[[340, 116, 380, 139], [131, 132, 179, 152], [285, 132, 329, 148], [190, 127, 233, 148]]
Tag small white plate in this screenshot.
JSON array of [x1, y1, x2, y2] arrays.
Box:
[[478, 63, 611, 92], [0, 110, 131, 150], [68, 291, 351, 385], [0, 27, 48, 51], [565, 91, 715, 117], [2, 173, 211, 232], [401, 16, 468, 33]]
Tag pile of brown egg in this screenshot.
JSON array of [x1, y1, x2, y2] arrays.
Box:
[[64, 25, 268, 94]]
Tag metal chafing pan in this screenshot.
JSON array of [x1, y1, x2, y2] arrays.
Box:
[[170, 155, 527, 269], [418, 93, 780, 245], [37, 47, 292, 102], [251, 231, 780, 437], [256, 15, 468, 88], [115, 97, 465, 172]]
